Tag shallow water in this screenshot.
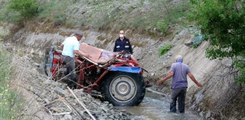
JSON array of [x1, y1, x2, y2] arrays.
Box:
[[117, 90, 203, 120]]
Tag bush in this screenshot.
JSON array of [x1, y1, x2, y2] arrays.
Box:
[[0, 0, 38, 23], [159, 44, 173, 56], [9, 0, 39, 20], [190, 0, 245, 58], [190, 0, 245, 83]]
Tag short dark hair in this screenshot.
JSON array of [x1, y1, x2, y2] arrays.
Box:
[[74, 33, 83, 37]]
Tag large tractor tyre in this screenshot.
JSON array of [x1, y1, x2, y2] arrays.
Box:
[[102, 72, 145, 106]]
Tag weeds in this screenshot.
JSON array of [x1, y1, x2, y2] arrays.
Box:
[[156, 19, 169, 33], [38, 0, 73, 26], [155, 0, 190, 33], [159, 44, 173, 56]]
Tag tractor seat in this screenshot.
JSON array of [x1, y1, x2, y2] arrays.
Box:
[[77, 43, 116, 65]]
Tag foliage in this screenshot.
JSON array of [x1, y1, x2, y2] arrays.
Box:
[[9, 0, 39, 20], [0, 46, 22, 119], [235, 59, 245, 84], [159, 44, 173, 56], [0, 0, 38, 22], [190, 0, 245, 83], [156, 20, 169, 33], [0, 0, 20, 22], [190, 0, 245, 59]]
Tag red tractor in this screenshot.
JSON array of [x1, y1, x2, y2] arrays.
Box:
[[44, 43, 146, 106]]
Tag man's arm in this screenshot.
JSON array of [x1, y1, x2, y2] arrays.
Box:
[[59, 39, 65, 50], [59, 44, 64, 49], [187, 72, 202, 87], [74, 50, 80, 55], [157, 71, 174, 85]]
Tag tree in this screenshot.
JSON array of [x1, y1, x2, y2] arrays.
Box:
[[190, 0, 245, 83]]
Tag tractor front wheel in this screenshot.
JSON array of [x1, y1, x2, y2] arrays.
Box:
[[102, 72, 145, 106]]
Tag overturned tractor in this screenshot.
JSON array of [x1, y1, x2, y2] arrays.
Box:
[[44, 43, 146, 106]]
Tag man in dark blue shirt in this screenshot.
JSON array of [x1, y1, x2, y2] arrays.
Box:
[[113, 30, 133, 54]]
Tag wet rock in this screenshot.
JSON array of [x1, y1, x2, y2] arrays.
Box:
[[33, 62, 40, 67], [150, 72, 155, 76], [61, 114, 72, 120], [61, 84, 68, 89], [205, 111, 211, 119], [221, 58, 233, 67], [54, 87, 66, 96], [199, 111, 204, 117], [43, 79, 52, 85]]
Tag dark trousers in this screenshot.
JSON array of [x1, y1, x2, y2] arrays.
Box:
[[170, 88, 187, 113], [62, 55, 76, 86]]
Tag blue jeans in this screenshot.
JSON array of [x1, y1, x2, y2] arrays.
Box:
[[170, 88, 187, 113]]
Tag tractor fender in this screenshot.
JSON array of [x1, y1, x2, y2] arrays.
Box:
[[107, 66, 142, 74]]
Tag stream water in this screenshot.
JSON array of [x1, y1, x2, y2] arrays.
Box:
[[117, 89, 203, 120]]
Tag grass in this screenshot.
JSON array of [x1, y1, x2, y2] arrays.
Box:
[[38, 0, 72, 26], [159, 44, 173, 56], [0, 44, 22, 120], [155, 0, 191, 33]]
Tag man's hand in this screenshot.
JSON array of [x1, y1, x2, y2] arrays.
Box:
[[187, 72, 203, 88], [157, 78, 164, 85], [59, 44, 64, 49], [196, 82, 203, 88], [156, 80, 162, 85], [157, 72, 173, 86]]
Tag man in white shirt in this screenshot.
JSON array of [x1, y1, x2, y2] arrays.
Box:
[[60, 32, 86, 88]]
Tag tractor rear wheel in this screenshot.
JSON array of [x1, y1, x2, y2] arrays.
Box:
[[102, 72, 145, 106]]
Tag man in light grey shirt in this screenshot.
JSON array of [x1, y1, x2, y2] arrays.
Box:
[[157, 55, 202, 113]]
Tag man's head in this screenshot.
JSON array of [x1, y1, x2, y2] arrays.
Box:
[[119, 30, 125, 39], [74, 32, 83, 41], [175, 55, 183, 63]]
